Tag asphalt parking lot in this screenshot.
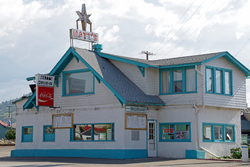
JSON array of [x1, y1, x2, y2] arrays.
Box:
[[0, 146, 250, 167]]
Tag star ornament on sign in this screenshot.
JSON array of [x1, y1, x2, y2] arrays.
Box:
[[76, 4, 92, 31]]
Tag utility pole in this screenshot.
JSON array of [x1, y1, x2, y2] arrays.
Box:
[[7, 106, 13, 127], [140, 51, 154, 60]]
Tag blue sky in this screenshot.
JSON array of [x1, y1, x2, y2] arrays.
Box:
[[1, 0, 250, 105]]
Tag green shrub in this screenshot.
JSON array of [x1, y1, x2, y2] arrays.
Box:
[[230, 147, 242, 159], [5, 127, 16, 140]]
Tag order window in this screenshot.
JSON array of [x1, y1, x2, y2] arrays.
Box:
[[71, 123, 114, 141], [203, 123, 234, 142]]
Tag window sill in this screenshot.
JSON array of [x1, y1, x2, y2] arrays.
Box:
[[62, 92, 94, 97], [159, 140, 191, 142], [205, 92, 233, 96], [70, 140, 115, 142], [159, 91, 197, 95], [203, 140, 235, 143]]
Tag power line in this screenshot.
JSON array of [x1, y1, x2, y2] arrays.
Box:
[[157, 0, 228, 58], [153, 0, 206, 55], [151, 0, 196, 53]]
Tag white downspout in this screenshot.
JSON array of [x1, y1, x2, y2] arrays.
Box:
[[194, 65, 219, 158]]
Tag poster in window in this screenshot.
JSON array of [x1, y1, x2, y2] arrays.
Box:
[[52, 113, 73, 129], [125, 113, 147, 130]]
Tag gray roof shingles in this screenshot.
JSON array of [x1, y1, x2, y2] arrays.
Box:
[[74, 47, 165, 105], [100, 51, 226, 66]]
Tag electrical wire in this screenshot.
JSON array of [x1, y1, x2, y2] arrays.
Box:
[[151, 0, 196, 53]]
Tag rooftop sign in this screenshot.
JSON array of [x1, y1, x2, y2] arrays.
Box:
[[70, 28, 98, 43]]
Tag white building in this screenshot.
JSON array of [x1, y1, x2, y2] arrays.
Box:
[[12, 44, 250, 159]]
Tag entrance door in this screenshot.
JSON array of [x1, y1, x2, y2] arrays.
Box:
[[147, 121, 157, 157]]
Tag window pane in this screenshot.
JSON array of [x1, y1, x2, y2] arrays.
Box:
[[45, 127, 55, 134], [225, 71, 231, 94], [162, 125, 174, 140], [216, 70, 222, 93], [74, 124, 92, 140], [203, 125, 212, 140], [174, 81, 182, 92], [186, 69, 195, 92], [175, 124, 190, 140], [65, 71, 93, 95], [214, 126, 223, 140], [161, 71, 170, 94], [225, 126, 233, 141], [206, 68, 213, 92], [24, 127, 33, 134], [174, 70, 182, 81], [94, 124, 112, 141]]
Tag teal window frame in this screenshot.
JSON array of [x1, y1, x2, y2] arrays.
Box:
[[205, 66, 233, 96], [62, 69, 95, 96], [43, 125, 55, 142], [202, 123, 235, 143], [70, 123, 115, 142], [22, 126, 33, 142], [159, 122, 191, 142], [159, 66, 197, 95]]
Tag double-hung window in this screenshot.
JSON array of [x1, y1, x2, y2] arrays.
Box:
[[203, 123, 235, 142], [160, 67, 196, 94], [206, 66, 232, 95], [62, 69, 94, 96], [159, 122, 191, 142], [70, 123, 115, 141]]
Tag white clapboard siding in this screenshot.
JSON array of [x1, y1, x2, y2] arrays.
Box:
[[203, 57, 246, 109], [53, 58, 120, 108]]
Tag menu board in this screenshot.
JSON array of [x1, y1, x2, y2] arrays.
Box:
[[125, 113, 147, 130], [52, 113, 73, 129]]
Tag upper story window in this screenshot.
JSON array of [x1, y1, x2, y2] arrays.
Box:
[[62, 69, 94, 96], [160, 67, 196, 95], [205, 66, 232, 96]]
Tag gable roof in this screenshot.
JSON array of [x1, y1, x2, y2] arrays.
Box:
[[23, 47, 165, 110], [97, 51, 250, 77]]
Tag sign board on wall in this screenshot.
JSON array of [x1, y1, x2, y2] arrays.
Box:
[[70, 28, 98, 43], [125, 113, 147, 130], [52, 113, 73, 129], [36, 74, 55, 107], [125, 106, 147, 113]]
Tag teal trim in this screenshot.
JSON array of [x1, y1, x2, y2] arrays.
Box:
[[23, 92, 37, 111], [31, 101, 39, 112], [62, 69, 95, 97], [94, 74, 101, 83], [43, 125, 55, 142], [159, 63, 201, 69], [11, 149, 147, 159], [205, 66, 233, 96], [96, 52, 156, 68], [202, 123, 235, 143], [159, 66, 197, 95], [201, 52, 250, 77], [126, 101, 165, 106], [49, 47, 75, 76], [186, 150, 205, 159], [22, 126, 33, 142], [159, 122, 191, 142], [69, 48, 127, 105], [137, 66, 145, 77], [70, 123, 115, 141], [26, 77, 35, 81]]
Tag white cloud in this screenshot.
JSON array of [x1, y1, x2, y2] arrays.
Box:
[[0, 0, 250, 105]]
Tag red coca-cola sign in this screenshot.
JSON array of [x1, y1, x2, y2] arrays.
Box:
[[37, 86, 54, 106]]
